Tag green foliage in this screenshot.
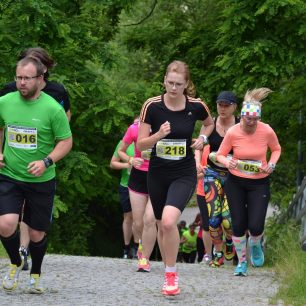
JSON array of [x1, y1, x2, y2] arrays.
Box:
[[0, 0, 305, 259], [265, 218, 306, 305], [0, 242, 7, 258], [117, 0, 306, 202], [0, 0, 138, 255]]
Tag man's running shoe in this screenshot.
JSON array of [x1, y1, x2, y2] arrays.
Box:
[[27, 274, 45, 294], [234, 261, 248, 276], [123, 248, 129, 259], [162, 272, 180, 296], [130, 246, 138, 259], [137, 257, 151, 272], [2, 259, 24, 292], [201, 254, 212, 264], [249, 237, 265, 267], [209, 252, 224, 268], [19, 246, 29, 271], [224, 241, 235, 261], [137, 240, 143, 260]]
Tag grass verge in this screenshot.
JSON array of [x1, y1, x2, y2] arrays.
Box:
[[265, 219, 306, 306], [0, 243, 7, 258]]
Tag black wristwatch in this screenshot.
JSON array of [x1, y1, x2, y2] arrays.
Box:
[[43, 157, 53, 168]]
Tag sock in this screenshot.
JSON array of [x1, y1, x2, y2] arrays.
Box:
[[250, 235, 262, 246], [225, 237, 233, 245], [215, 251, 223, 258], [29, 236, 48, 275], [165, 265, 177, 273], [124, 244, 130, 251], [232, 235, 247, 263], [0, 231, 22, 266], [134, 242, 139, 250]]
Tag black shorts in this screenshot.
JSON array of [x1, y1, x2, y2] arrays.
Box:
[[119, 185, 132, 213], [148, 169, 196, 220], [0, 174, 56, 232], [128, 167, 148, 195]]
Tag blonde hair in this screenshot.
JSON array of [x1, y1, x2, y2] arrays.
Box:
[[166, 60, 190, 82], [243, 88, 273, 107], [186, 80, 196, 97]]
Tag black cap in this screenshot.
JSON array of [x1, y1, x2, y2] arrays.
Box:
[[216, 91, 237, 104]]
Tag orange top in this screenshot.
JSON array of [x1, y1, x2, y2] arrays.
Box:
[[196, 145, 210, 196], [216, 122, 281, 179]]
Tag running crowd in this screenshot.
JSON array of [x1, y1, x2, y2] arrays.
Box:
[[0, 49, 281, 297], [110, 61, 281, 296]]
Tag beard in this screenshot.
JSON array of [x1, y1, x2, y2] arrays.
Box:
[[18, 86, 39, 100]]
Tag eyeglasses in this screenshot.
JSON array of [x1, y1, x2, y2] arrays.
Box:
[[15, 76, 40, 82], [165, 80, 185, 89]]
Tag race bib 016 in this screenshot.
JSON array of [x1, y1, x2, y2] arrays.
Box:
[[7, 125, 37, 149], [156, 139, 186, 160]]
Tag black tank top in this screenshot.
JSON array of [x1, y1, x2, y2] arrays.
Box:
[[207, 116, 240, 170]]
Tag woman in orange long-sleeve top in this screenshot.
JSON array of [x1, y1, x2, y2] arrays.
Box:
[[216, 88, 281, 277]]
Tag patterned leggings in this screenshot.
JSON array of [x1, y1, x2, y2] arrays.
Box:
[[204, 167, 232, 244]]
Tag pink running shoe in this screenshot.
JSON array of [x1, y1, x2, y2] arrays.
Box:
[[137, 257, 151, 272], [137, 240, 143, 260], [162, 272, 180, 296]]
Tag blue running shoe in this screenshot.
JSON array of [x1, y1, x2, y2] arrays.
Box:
[[249, 237, 264, 267], [234, 261, 248, 276]]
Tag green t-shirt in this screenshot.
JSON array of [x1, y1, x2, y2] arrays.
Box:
[[113, 140, 135, 187], [0, 91, 72, 182], [182, 230, 197, 253]]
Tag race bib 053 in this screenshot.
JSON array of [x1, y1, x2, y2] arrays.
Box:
[[237, 159, 262, 175]]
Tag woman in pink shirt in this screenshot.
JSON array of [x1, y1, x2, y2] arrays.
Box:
[[216, 88, 281, 277], [118, 119, 157, 273]]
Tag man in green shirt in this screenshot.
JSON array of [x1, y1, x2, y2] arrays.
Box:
[[0, 57, 72, 294], [180, 223, 198, 263]]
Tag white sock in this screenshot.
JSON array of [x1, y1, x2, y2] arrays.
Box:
[[165, 265, 177, 273]]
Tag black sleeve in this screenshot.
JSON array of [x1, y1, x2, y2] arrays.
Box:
[[61, 86, 71, 113], [197, 101, 210, 121], [0, 82, 17, 97]]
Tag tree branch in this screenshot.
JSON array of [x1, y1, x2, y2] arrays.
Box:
[[123, 0, 157, 27]]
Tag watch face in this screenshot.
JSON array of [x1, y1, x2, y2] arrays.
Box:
[[44, 158, 52, 168]]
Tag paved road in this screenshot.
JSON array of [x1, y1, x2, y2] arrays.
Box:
[[0, 254, 280, 306]]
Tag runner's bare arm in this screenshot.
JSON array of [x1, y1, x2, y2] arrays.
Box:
[[137, 121, 170, 151], [191, 116, 214, 149]]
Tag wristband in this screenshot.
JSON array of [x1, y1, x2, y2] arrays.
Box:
[[128, 157, 134, 165], [43, 156, 53, 168], [268, 162, 276, 170], [199, 134, 208, 144]]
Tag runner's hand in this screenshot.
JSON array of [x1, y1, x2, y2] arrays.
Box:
[[28, 160, 46, 177], [158, 121, 171, 138], [131, 157, 144, 168], [227, 158, 238, 169], [191, 137, 205, 150], [261, 163, 275, 174]]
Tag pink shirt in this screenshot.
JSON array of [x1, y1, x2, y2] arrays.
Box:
[[216, 122, 281, 179], [123, 122, 149, 172]]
